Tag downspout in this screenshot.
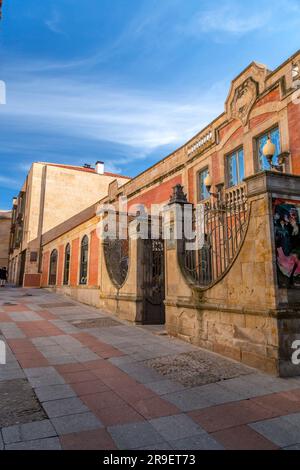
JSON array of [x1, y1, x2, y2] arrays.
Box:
[[38, 165, 48, 273]]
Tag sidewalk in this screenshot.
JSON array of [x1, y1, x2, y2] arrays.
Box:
[[1, 287, 300, 450]]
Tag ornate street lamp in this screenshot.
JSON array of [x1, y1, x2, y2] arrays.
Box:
[[204, 173, 223, 200], [262, 135, 290, 172]]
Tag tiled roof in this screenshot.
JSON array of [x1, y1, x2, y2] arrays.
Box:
[[38, 162, 131, 180]]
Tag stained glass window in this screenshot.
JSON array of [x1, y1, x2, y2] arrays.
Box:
[[257, 127, 281, 171], [80, 236, 89, 285], [198, 168, 210, 201], [227, 148, 245, 188]]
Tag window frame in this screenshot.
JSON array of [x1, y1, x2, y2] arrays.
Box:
[[225, 146, 245, 189], [197, 167, 210, 202], [79, 235, 89, 285], [63, 243, 71, 286], [254, 124, 281, 173], [48, 249, 58, 286]]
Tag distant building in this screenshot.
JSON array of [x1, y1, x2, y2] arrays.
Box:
[[8, 162, 130, 287], [0, 210, 12, 268]]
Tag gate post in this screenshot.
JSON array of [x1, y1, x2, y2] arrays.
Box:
[[164, 185, 196, 340], [98, 215, 144, 323]]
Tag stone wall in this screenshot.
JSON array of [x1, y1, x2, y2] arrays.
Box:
[[164, 172, 300, 377], [0, 211, 11, 268]]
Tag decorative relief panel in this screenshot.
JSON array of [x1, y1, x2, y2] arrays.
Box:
[[225, 62, 268, 126], [230, 77, 258, 126]]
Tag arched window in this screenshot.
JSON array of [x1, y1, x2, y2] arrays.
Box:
[[79, 235, 89, 285], [49, 249, 58, 286], [63, 243, 71, 285]]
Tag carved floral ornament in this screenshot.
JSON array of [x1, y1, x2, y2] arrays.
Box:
[[230, 77, 258, 126]]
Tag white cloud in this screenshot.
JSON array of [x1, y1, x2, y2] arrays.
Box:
[[45, 10, 64, 35], [1, 73, 224, 153]]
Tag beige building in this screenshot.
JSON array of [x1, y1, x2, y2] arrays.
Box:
[[8, 161, 130, 287], [0, 210, 12, 268]]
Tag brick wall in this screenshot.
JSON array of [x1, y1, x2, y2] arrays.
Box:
[[128, 175, 182, 211], [70, 238, 79, 286], [88, 230, 99, 286]]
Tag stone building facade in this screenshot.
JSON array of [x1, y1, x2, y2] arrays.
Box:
[[0, 210, 11, 268], [8, 162, 130, 287], [18, 50, 300, 375]]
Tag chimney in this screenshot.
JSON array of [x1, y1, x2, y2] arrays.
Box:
[[95, 161, 104, 175]]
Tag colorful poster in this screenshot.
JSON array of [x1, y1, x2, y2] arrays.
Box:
[[273, 199, 300, 288]]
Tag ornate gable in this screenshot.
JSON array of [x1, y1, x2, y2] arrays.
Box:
[[225, 62, 268, 126]]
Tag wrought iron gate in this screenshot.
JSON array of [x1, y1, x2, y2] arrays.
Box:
[[142, 236, 165, 324], [179, 186, 248, 288]]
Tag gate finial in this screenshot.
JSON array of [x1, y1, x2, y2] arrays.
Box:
[[169, 184, 188, 205]]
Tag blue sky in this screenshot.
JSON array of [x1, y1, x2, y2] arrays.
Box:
[[0, 0, 300, 209]]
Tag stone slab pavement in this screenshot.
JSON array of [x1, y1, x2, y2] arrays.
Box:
[[1, 287, 300, 450]]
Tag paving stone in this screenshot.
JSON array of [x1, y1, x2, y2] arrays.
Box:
[[71, 380, 109, 396], [170, 434, 224, 450], [108, 422, 164, 450], [42, 397, 89, 418], [72, 349, 99, 362], [162, 383, 241, 412], [2, 419, 57, 444], [60, 429, 117, 450], [23, 366, 60, 378], [9, 312, 42, 322], [250, 416, 300, 447], [47, 355, 78, 365], [118, 363, 166, 384], [212, 425, 279, 450], [283, 443, 300, 450], [24, 367, 65, 387], [5, 437, 62, 450], [136, 443, 172, 450], [51, 411, 103, 435], [150, 414, 206, 442], [34, 384, 77, 402], [221, 376, 271, 399], [189, 399, 278, 433], [282, 412, 300, 428], [0, 323, 26, 339], [93, 403, 145, 427], [133, 396, 180, 419], [145, 379, 186, 396], [0, 367, 25, 381]]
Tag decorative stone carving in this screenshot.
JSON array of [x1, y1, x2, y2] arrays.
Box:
[[169, 184, 189, 205], [230, 77, 258, 126], [225, 62, 268, 126]]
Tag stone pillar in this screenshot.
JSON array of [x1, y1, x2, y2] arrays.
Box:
[[98, 217, 144, 323], [246, 171, 300, 376]]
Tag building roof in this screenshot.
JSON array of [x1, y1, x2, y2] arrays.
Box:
[[37, 162, 131, 180], [0, 210, 12, 220]]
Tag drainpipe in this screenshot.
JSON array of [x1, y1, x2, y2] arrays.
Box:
[[38, 165, 48, 273]]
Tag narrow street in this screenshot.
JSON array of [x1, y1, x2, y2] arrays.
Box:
[[1, 287, 300, 450]]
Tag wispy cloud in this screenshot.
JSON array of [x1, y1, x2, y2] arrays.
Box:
[[45, 10, 64, 35], [1, 72, 224, 152], [182, 0, 300, 38]]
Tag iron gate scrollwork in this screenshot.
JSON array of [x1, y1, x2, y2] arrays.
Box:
[[179, 186, 248, 288], [142, 221, 165, 325], [104, 238, 129, 288]]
